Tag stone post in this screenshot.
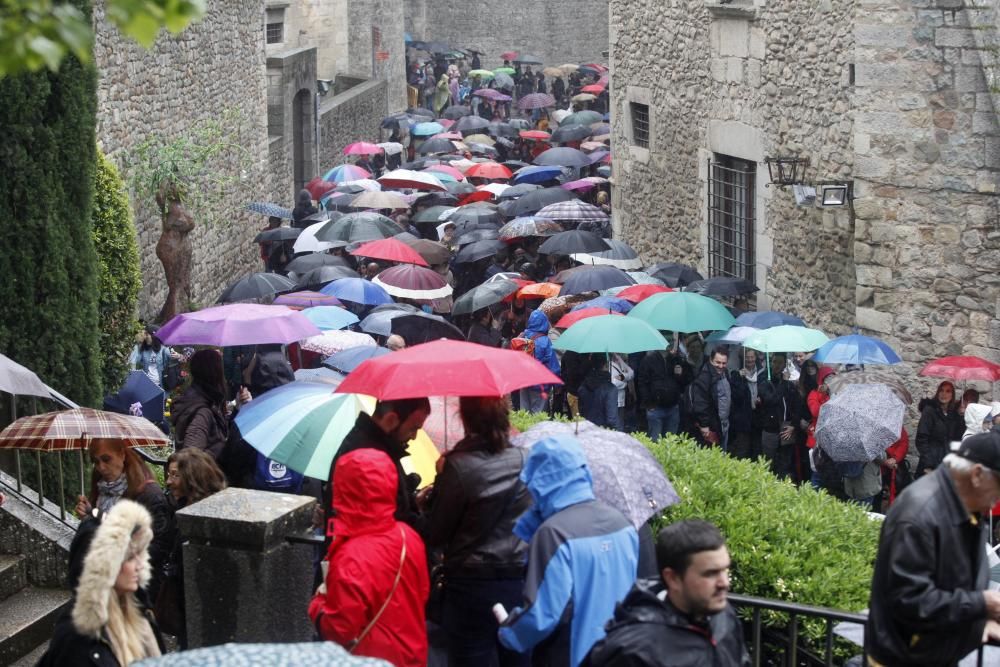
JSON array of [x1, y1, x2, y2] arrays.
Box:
[[176, 488, 317, 648]]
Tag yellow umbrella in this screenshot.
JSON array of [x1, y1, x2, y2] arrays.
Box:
[[403, 430, 440, 488], [463, 133, 495, 146], [543, 66, 564, 77]]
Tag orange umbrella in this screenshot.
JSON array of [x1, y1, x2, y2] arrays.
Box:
[[466, 162, 513, 180], [518, 282, 561, 299]]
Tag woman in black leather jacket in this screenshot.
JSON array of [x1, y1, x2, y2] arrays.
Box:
[[424, 396, 532, 667]]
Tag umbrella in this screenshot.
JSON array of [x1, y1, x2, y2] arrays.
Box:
[[285, 253, 350, 277], [320, 277, 393, 306], [550, 124, 593, 143], [571, 240, 643, 270], [504, 186, 576, 216], [464, 133, 496, 147], [486, 121, 519, 139], [514, 54, 544, 65], [742, 326, 830, 354], [705, 326, 760, 345], [826, 370, 913, 404], [536, 200, 609, 223], [455, 239, 506, 264], [478, 183, 510, 198], [413, 205, 456, 224], [494, 66, 516, 75], [417, 137, 457, 155], [920, 356, 1000, 382], [455, 115, 491, 133], [103, 371, 165, 427], [300, 330, 376, 357], [447, 181, 478, 195], [572, 93, 597, 103], [493, 72, 515, 90], [413, 122, 446, 136], [321, 191, 363, 212], [378, 169, 447, 191], [449, 206, 503, 228], [467, 162, 512, 180], [403, 239, 451, 266], [377, 142, 404, 156], [518, 93, 557, 110], [0, 407, 170, 451], [136, 641, 390, 666], [815, 384, 906, 462], [314, 211, 400, 244], [350, 190, 410, 210], [158, 304, 321, 347], [533, 147, 591, 168], [452, 280, 520, 316], [555, 315, 666, 354], [293, 265, 362, 289], [498, 183, 541, 200], [645, 262, 704, 288], [425, 164, 466, 181], [512, 422, 680, 528], [343, 142, 383, 156], [539, 230, 610, 255], [469, 70, 496, 80], [442, 104, 472, 119], [293, 367, 344, 387], [349, 238, 429, 267], [323, 346, 392, 374], [686, 276, 760, 297], [813, 334, 902, 365], [571, 296, 633, 314], [300, 306, 360, 332], [555, 307, 623, 329], [518, 282, 562, 299], [336, 339, 562, 400], [627, 292, 736, 333], [254, 226, 302, 243], [562, 178, 600, 192], [559, 110, 603, 127], [322, 164, 371, 183], [616, 284, 673, 304], [542, 66, 564, 77], [305, 178, 337, 200], [499, 217, 563, 240], [407, 106, 436, 118], [520, 130, 552, 141], [373, 265, 453, 300], [559, 265, 635, 296], [246, 202, 293, 219], [0, 353, 51, 398], [391, 313, 465, 345], [513, 165, 565, 185], [273, 291, 343, 309], [581, 84, 606, 94], [735, 311, 805, 329]]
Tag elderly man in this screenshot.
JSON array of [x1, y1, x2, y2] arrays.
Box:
[[386, 334, 406, 352], [866, 431, 1000, 665]]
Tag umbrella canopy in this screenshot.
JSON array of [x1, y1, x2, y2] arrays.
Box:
[[555, 315, 667, 354], [293, 265, 361, 289], [686, 276, 760, 297], [314, 211, 400, 244], [391, 313, 465, 345], [413, 205, 456, 224], [403, 238, 451, 265], [373, 264, 453, 300], [559, 110, 603, 127], [478, 183, 510, 198], [493, 72, 515, 90], [512, 165, 565, 185], [539, 230, 610, 255], [158, 304, 320, 347], [336, 339, 562, 399], [254, 226, 303, 243], [323, 346, 392, 374], [550, 124, 593, 143], [455, 115, 491, 133], [285, 253, 349, 277], [350, 190, 410, 210], [559, 265, 635, 296], [645, 262, 704, 288], [300, 306, 360, 332], [412, 121, 446, 136], [455, 239, 506, 264], [216, 273, 296, 304], [705, 326, 760, 345], [498, 183, 541, 200], [533, 147, 591, 167], [512, 421, 680, 528], [571, 93, 597, 104], [920, 356, 1000, 382], [319, 277, 394, 306], [555, 308, 623, 329], [518, 93, 557, 110], [518, 282, 561, 299], [813, 334, 901, 365], [452, 280, 520, 316], [305, 178, 337, 200], [103, 371, 165, 426], [442, 104, 472, 119], [449, 206, 503, 228], [616, 284, 674, 304], [571, 296, 634, 314], [0, 408, 170, 451], [826, 370, 913, 404], [499, 217, 563, 240], [735, 311, 805, 329], [425, 164, 466, 181], [503, 186, 576, 216], [273, 290, 343, 309], [0, 353, 53, 398], [815, 384, 906, 462], [742, 326, 830, 354], [464, 133, 496, 147], [322, 164, 371, 183], [343, 141, 383, 156], [294, 367, 344, 386], [136, 641, 387, 666], [487, 120, 519, 138], [246, 202, 293, 219], [536, 200, 610, 224], [627, 292, 736, 333], [520, 130, 552, 141], [417, 137, 457, 155], [378, 169, 447, 191], [466, 162, 512, 180], [300, 330, 376, 356], [349, 238, 429, 267]]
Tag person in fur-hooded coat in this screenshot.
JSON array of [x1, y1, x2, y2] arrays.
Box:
[[38, 499, 165, 667]]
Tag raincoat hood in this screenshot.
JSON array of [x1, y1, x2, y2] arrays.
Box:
[[332, 449, 398, 537], [514, 434, 595, 542], [525, 309, 551, 336], [817, 367, 836, 386], [965, 403, 993, 439]]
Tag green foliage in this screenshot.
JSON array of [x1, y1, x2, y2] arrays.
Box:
[[92, 150, 142, 393], [0, 0, 206, 77], [0, 0, 102, 406]]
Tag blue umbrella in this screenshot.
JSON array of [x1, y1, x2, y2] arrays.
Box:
[[735, 310, 804, 329], [323, 345, 392, 373], [360, 308, 413, 336], [513, 165, 564, 185], [319, 278, 393, 305], [813, 334, 901, 365], [246, 202, 293, 219], [293, 367, 345, 386], [136, 641, 388, 666], [413, 121, 446, 136], [103, 371, 165, 427], [571, 296, 633, 314], [301, 306, 360, 331]]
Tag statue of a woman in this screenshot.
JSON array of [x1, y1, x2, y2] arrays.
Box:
[[155, 182, 195, 322]]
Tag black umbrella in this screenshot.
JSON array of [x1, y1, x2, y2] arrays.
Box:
[[498, 183, 541, 200], [314, 212, 400, 244], [405, 239, 452, 265], [488, 122, 519, 139], [297, 211, 339, 227], [452, 280, 520, 316], [369, 302, 420, 315], [217, 272, 296, 303], [445, 181, 477, 195], [449, 207, 503, 228], [285, 253, 351, 276], [686, 276, 759, 297], [550, 124, 593, 143], [391, 313, 465, 345], [646, 262, 704, 288], [254, 226, 303, 243], [417, 138, 457, 155], [294, 265, 361, 289], [413, 205, 455, 224], [442, 105, 472, 120], [401, 158, 433, 170], [502, 160, 530, 171], [514, 54, 544, 65], [558, 266, 635, 296], [503, 186, 576, 217], [321, 192, 362, 213], [407, 107, 436, 118], [455, 238, 503, 260], [382, 112, 413, 129], [533, 147, 591, 168], [104, 371, 165, 428], [538, 230, 610, 256], [455, 115, 491, 133], [414, 193, 460, 209], [467, 143, 498, 156]]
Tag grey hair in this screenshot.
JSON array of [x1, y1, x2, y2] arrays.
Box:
[[943, 453, 975, 472]]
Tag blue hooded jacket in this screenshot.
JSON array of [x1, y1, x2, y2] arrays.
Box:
[[500, 435, 638, 667], [522, 309, 561, 376]]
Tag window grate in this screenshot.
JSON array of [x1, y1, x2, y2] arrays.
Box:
[[707, 156, 755, 284], [630, 102, 649, 148], [266, 22, 284, 44]]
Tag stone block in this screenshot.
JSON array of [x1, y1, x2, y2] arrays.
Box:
[[856, 285, 875, 306], [934, 27, 977, 48], [957, 67, 988, 93], [857, 307, 894, 334], [717, 18, 749, 58], [856, 25, 911, 48], [857, 265, 893, 287], [726, 57, 743, 83]]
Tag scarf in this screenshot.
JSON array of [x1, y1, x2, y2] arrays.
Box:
[[96, 474, 128, 514]]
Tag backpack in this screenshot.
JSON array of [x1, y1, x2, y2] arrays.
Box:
[[253, 453, 304, 494], [510, 332, 544, 356]]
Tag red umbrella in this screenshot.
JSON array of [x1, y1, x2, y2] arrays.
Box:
[[349, 238, 429, 267], [426, 164, 466, 181], [458, 191, 494, 205], [336, 340, 562, 400], [305, 177, 337, 200], [616, 284, 674, 304], [920, 356, 1000, 382], [501, 51, 518, 61], [466, 162, 513, 180], [520, 130, 552, 141], [555, 307, 623, 329], [581, 84, 605, 94], [372, 264, 453, 299], [343, 142, 383, 156]]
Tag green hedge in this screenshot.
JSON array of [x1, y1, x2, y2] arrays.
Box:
[[92, 150, 142, 393]]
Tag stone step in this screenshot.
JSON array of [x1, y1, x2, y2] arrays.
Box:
[[0, 586, 70, 666], [0, 554, 27, 603], [10, 641, 48, 667]]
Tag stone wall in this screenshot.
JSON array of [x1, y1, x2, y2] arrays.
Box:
[[267, 48, 319, 198], [94, 0, 279, 320], [268, 0, 350, 81], [405, 0, 609, 70], [317, 79, 390, 174], [349, 0, 408, 113]]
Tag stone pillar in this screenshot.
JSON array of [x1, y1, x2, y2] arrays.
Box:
[[176, 488, 317, 648]]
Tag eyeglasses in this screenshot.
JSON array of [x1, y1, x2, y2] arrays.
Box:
[[166, 470, 180, 480]]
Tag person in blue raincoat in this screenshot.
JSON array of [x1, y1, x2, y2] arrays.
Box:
[[498, 434, 639, 667], [516, 309, 561, 413]]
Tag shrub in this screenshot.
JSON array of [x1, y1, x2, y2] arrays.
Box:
[[93, 150, 142, 393]]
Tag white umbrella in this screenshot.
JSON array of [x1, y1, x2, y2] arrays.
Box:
[[340, 178, 381, 192], [293, 221, 339, 254], [377, 141, 404, 155], [0, 353, 51, 398], [478, 183, 510, 197]]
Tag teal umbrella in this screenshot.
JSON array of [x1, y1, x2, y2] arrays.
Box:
[[627, 292, 735, 333], [742, 325, 830, 353], [554, 315, 668, 354]]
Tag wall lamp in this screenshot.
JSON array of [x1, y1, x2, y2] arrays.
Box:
[[764, 156, 809, 187], [816, 181, 853, 208]]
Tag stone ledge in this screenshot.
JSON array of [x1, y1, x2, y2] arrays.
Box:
[[706, 1, 757, 20], [177, 487, 315, 551]]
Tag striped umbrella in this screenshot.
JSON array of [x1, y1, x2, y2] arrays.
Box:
[[517, 93, 556, 110], [373, 264, 453, 300], [0, 408, 170, 451], [322, 164, 371, 183], [536, 200, 610, 223]]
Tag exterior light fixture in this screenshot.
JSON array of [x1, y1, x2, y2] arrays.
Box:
[[317, 79, 333, 96], [764, 156, 809, 187], [816, 182, 852, 208]]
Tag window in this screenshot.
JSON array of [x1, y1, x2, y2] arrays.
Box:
[[265, 7, 285, 44], [707, 155, 755, 282], [266, 21, 284, 44], [630, 102, 649, 148]]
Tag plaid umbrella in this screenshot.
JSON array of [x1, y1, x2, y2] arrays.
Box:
[[0, 408, 170, 451], [536, 200, 610, 223], [815, 384, 906, 462], [246, 202, 293, 219], [518, 93, 556, 110], [498, 217, 563, 240]]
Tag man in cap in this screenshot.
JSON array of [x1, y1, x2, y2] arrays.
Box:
[[866, 431, 1000, 665]]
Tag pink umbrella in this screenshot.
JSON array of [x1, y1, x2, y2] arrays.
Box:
[[438, 118, 456, 129], [372, 264, 453, 299], [157, 304, 321, 347], [473, 88, 509, 101], [561, 179, 600, 192], [518, 93, 556, 110], [343, 142, 383, 156], [431, 132, 464, 140], [426, 164, 466, 181]]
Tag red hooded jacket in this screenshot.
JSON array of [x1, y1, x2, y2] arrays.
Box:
[[308, 449, 429, 667], [806, 367, 836, 448]]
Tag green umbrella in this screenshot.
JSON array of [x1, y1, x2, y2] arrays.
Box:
[[559, 110, 604, 127], [413, 205, 454, 224], [314, 212, 400, 244], [554, 315, 668, 354], [627, 292, 735, 333], [469, 69, 495, 80], [494, 66, 516, 75], [742, 325, 830, 353]]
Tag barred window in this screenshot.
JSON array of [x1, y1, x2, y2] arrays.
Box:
[[707, 155, 755, 283], [630, 102, 649, 148], [266, 22, 284, 44]]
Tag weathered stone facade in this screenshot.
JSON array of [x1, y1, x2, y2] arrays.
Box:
[[318, 79, 390, 170], [611, 0, 1000, 380]]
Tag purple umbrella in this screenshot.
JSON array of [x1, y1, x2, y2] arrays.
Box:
[[157, 304, 321, 347], [473, 89, 511, 102], [517, 93, 557, 110]]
